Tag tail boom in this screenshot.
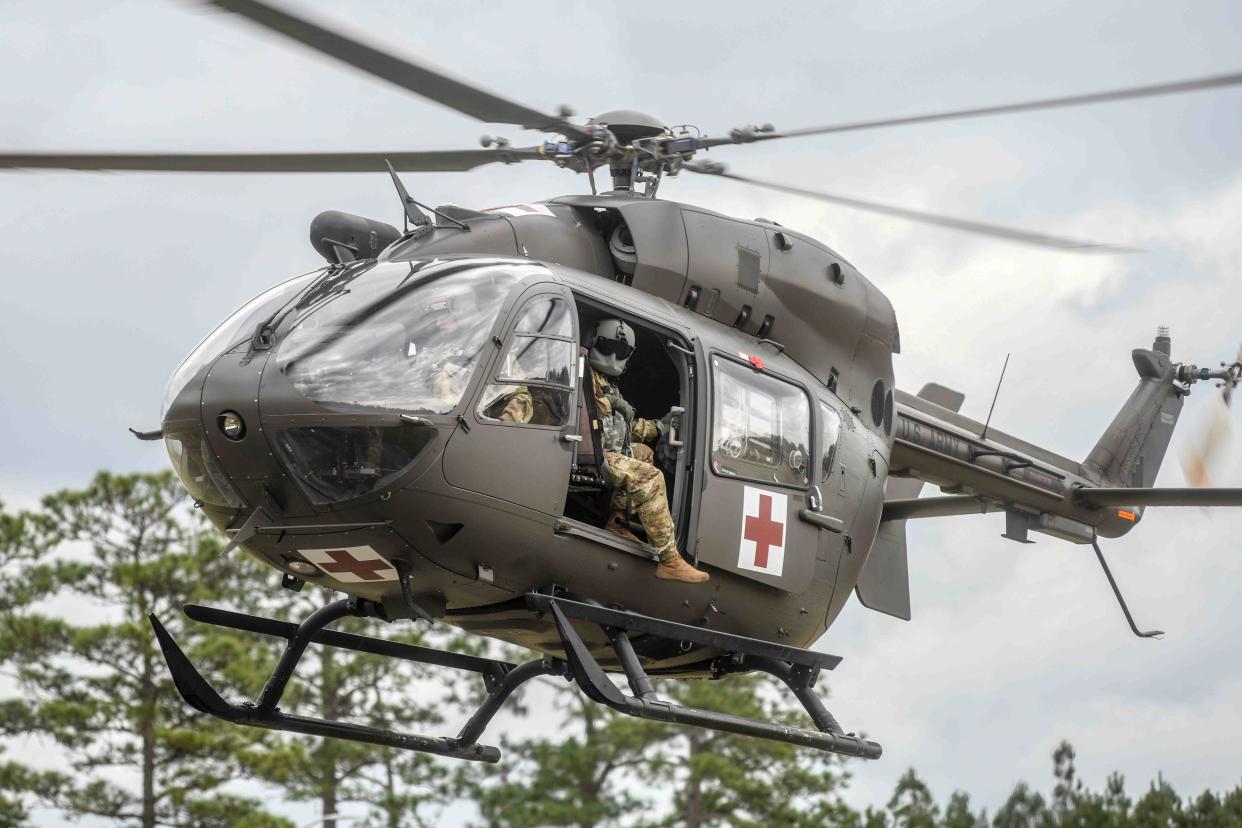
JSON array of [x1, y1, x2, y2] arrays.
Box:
[[887, 330, 1229, 542]]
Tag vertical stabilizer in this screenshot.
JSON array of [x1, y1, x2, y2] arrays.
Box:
[[1084, 329, 1184, 489]]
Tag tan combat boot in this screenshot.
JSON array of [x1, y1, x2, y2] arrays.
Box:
[[656, 555, 710, 583]]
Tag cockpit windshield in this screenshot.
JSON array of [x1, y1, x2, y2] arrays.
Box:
[[277, 259, 542, 414], [161, 270, 321, 418]]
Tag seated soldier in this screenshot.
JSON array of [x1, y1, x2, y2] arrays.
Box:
[[586, 318, 708, 584]]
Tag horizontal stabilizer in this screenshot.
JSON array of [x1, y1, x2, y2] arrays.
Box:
[[882, 496, 997, 521], [1074, 487, 1242, 507]]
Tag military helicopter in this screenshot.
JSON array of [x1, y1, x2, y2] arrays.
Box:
[[7, 0, 1241, 765]]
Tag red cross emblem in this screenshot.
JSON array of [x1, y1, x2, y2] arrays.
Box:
[[738, 487, 787, 575], [300, 546, 398, 584]]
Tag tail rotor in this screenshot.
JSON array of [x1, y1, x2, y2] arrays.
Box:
[[1181, 344, 1241, 488]]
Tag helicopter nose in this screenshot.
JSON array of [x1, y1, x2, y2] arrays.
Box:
[[161, 342, 274, 513], [163, 342, 441, 519]]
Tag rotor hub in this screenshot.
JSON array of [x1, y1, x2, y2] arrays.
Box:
[[588, 109, 666, 145]]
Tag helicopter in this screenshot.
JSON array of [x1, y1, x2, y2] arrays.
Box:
[[6, 0, 1241, 765]]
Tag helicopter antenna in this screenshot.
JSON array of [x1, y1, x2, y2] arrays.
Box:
[[385, 160, 430, 233], [384, 160, 469, 232], [980, 352, 1011, 442]]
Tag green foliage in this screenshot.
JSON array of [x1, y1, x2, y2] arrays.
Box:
[[236, 587, 460, 828], [6, 477, 1242, 827], [0, 472, 288, 827], [650, 675, 853, 828], [464, 681, 664, 828], [888, 768, 938, 828], [1131, 776, 1181, 828], [942, 791, 985, 828], [463, 670, 853, 828]]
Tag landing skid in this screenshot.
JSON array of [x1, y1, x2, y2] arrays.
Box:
[[149, 592, 882, 763]]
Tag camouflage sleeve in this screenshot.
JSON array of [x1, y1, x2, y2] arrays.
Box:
[[498, 387, 534, 423], [592, 371, 612, 417], [631, 417, 659, 444]]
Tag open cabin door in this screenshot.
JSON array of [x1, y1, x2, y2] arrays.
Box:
[[694, 355, 824, 594], [442, 286, 578, 515]]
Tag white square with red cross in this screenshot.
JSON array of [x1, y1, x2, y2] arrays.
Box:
[[737, 486, 787, 576], [300, 545, 398, 584]]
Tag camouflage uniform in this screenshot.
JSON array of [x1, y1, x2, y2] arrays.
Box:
[[497, 386, 534, 423], [591, 371, 677, 563]]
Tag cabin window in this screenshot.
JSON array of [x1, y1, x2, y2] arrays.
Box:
[[710, 357, 811, 488], [478, 296, 575, 426], [819, 401, 842, 482]]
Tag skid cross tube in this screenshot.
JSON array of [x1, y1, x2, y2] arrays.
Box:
[[149, 601, 555, 763], [547, 600, 882, 759]]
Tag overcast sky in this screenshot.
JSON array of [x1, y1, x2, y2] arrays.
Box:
[[2, 0, 1240, 824]]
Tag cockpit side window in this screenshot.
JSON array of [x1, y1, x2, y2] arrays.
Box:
[[710, 357, 811, 488], [478, 296, 576, 426], [819, 401, 842, 482]]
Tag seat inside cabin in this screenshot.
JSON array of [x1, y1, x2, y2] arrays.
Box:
[[563, 303, 690, 543]]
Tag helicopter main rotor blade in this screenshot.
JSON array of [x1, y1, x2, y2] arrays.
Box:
[[0, 148, 545, 173], [701, 70, 1242, 146], [683, 163, 1135, 253], [204, 0, 587, 140]]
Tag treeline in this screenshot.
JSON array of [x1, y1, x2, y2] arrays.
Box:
[[0, 472, 1238, 827]]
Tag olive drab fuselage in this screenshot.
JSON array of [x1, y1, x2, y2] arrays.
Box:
[[162, 192, 1154, 675], [162, 193, 900, 674]]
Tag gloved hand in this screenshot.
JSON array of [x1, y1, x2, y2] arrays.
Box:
[[655, 409, 681, 465], [606, 390, 634, 424], [656, 409, 675, 438]]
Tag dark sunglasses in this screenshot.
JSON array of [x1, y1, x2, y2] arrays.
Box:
[[593, 337, 634, 359]]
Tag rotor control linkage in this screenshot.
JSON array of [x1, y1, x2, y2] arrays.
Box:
[[537, 595, 881, 760], [149, 599, 561, 763], [1090, 540, 1163, 639]]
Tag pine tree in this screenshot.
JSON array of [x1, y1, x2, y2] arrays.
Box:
[[0, 472, 290, 827], [1101, 773, 1131, 827], [0, 499, 71, 825], [942, 791, 984, 828], [1130, 775, 1181, 828], [888, 768, 938, 828], [237, 587, 465, 828], [464, 679, 668, 828], [992, 782, 1052, 828], [644, 674, 855, 828]]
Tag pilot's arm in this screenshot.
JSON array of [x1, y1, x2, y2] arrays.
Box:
[[498, 386, 534, 423], [592, 373, 660, 444], [630, 415, 659, 444]]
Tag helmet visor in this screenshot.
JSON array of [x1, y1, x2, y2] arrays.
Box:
[[593, 337, 635, 360]]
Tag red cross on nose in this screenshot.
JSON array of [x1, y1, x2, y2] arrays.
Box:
[[743, 494, 784, 569], [317, 549, 393, 581]]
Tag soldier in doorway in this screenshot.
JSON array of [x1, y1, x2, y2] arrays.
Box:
[[588, 318, 709, 584]]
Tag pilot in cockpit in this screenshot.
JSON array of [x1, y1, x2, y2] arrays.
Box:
[[587, 318, 708, 584]]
